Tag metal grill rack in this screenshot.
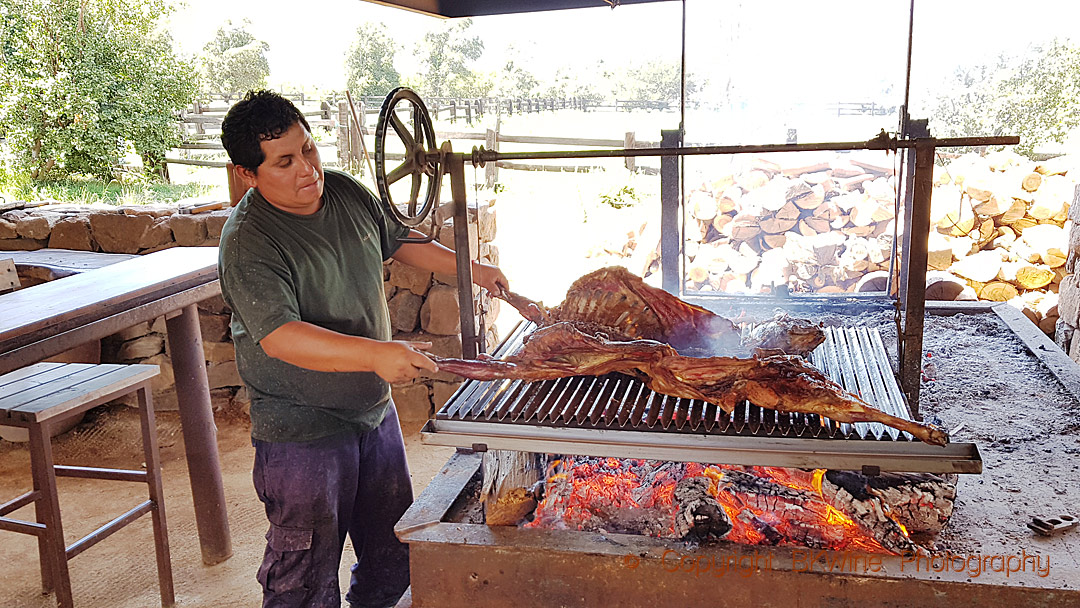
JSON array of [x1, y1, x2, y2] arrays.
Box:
[[422, 323, 982, 474]]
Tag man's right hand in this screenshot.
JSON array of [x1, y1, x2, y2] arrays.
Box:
[[373, 340, 439, 384]]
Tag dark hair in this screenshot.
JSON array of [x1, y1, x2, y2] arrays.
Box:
[[221, 90, 311, 172]]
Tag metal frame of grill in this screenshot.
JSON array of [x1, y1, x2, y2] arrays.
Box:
[[422, 321, 982, 474]]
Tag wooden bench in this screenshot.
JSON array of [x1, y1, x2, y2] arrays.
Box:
[[0, 248, 137, 286], [0, 362, 174, 608]]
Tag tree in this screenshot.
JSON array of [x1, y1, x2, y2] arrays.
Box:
[[614, 60, 699, 105], [345, 22, 401, 98], [414, 18, 487, 98], [488, 45, 537, 98], [0, 0, 198, 179], [201, 20, 270, 101], [930, 40, 1080, 157]]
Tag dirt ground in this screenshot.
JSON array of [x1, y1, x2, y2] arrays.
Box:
[[0, 408, 453, 608]]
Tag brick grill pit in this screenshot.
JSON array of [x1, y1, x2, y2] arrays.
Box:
[[397, 452, 1080, 608]]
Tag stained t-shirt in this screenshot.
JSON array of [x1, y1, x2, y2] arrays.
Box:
[[218, 169, 409, 442]]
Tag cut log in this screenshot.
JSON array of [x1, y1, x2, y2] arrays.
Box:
[[823, 470, 956, 536], [690, 190, 718, 222], [950, 249, 1003, 283], [972, 194, 1012, 217], [850, 158, 895, 176], [1022, 172, 1043, 192], [762, 232, 788, 249], [979, 281, 1019, 302], [925, 272, 967, 301], [937, 206, 976, 237], [1029, 192, 1067, 220], [1010, 216, 1039, 233], [828, 160, 864, 178], [728, 214, 762, 242], [782, 161, 830, 177], [718, 186, 742, 214], [737, 169, 771, 191], [482, 450, 545, 526], [998, 198, 1027, 225], [854, 270, 890, 293], [841, 174, 875, 192], [791, 183, 825, 211], [1015, 265, 1055, 290], [813, 200, 842, 220], [1043, 248, 1067, 268]]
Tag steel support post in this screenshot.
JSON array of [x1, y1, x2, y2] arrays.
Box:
[[660, 129, 682, 295], [899, 141, 934, 418]]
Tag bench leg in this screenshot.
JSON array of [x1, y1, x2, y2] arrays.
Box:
[[137, 386, 175, 607], [29, 437, 54, 595], [28, 420, 73, 608]]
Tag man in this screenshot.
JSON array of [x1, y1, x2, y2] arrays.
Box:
[[218, 90, 508, 608]]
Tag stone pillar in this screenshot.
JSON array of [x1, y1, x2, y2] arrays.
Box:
[[1055, 183, 1080, 362]]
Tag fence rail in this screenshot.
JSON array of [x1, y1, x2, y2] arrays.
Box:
[[167, 92, 672, 180]]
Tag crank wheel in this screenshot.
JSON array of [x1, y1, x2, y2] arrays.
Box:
[[374, 87, 441, 227]]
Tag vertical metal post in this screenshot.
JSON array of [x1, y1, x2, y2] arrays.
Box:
[[446, 146, 478, 360], [660, 130, 682, 295], [165, 305, 232, 564], [899, 140, 934, 418]]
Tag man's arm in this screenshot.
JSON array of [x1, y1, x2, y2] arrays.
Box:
[[260, 321, 437, 384], [391, 229, 510, 295]]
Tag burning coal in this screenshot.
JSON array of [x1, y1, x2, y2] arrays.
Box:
[[524, 456, 929, 556]]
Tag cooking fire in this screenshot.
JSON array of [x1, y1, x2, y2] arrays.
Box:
[[518, 455, 953, 556]]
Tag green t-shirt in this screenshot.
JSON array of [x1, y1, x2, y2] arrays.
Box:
[[218, 169, 410, 442]]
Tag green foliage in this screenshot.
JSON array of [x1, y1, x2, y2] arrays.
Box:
[[200, 20, 270, 101], [615, 60, 699, 103], [0, 0, 198, 180], [539, 63, 607, 104], [598, 184, 639, 209], [0, 167, 213, 205], [414, 18, 489, 98], [345, 22, 401, 98], [930, 40, 1080, 157], [495, 59, 538, 98]]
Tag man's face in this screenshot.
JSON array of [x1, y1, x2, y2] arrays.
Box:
[[239, 122, 324, 215]]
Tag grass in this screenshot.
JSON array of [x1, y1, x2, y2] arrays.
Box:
[[0, 169, 216, 207]]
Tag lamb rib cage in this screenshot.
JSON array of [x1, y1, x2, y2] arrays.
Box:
[[426, 322, 983, 475]]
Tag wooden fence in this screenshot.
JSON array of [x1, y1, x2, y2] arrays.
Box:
[[166, 92, 667, 181]]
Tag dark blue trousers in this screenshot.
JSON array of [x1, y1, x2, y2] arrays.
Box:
[[253, 403, 412, 608]]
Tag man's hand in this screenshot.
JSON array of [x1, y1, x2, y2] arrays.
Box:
[[372, 340, 440, 384], [473, 262, 510, 298]]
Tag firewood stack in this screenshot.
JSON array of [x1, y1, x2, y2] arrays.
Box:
[[927, 152, 1073, 336], [615, 151, 1075, 337]]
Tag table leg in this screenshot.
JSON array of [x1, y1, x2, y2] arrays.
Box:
[[166, 304, 233, 565]]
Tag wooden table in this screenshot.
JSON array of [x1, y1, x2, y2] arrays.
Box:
[[0, 246, 232, 565]]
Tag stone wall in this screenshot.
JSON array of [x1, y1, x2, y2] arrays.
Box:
[[1055, 184, 1080, 362], [1, 198, 499, 422]]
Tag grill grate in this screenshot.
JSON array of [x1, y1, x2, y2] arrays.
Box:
[[426, 322, 983, 474], [439, 323, 912, 441]]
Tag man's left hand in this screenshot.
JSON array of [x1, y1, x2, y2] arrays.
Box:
[[473, 262, 510, 297]]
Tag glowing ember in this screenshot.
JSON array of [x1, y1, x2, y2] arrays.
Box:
[[525, 456, 916, 555]]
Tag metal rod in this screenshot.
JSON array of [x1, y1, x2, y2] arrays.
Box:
[[0, 490, 39, 517], [65, 501, 153, 561], [465, 135, 1018, 164], [53, 465, 146, 483]]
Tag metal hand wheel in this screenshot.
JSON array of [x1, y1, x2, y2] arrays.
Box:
[[374, 87, 441, 228]]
